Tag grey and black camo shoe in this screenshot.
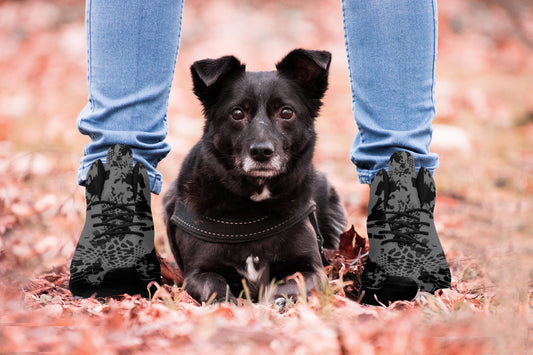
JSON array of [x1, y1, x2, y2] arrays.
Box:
[[69, 144, 161, 298], [359, 151, 451, 305]]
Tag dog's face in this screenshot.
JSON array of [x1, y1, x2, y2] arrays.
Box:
[[191, 49, 331, 181]]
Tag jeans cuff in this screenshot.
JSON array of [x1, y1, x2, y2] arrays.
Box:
[[77, 162, 163, 195], [148, 173, 163, 195], [355, 168, 381, 185], [356, 166, 437, 185]]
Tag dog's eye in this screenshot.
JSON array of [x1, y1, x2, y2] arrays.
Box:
[[231, 108, 245, 121], [280, 107, 294, 120]]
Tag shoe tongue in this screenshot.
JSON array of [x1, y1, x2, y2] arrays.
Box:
[[101, 144, 134, 205], [386, 151, 420, 211]]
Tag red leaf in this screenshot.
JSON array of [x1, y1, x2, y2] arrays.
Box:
[[353, 228, 367, 258], [158, 255, 184, 286], [338, 225, 356, 259], [338, 225, 359, 259]]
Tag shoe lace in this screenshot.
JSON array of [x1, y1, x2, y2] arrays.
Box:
[[92, 201, 145, 238], [378, 208, 431, 248]]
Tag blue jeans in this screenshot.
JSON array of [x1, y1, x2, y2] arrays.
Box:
[[77, 0, 438, 193], [342, 0, 439, 184], [77, 0, 184, 194]]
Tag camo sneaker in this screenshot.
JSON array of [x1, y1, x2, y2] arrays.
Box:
[[359, 151, 451, 305], [69, 144, 161, 298]]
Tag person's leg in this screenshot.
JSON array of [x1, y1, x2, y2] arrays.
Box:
[[342, 0, 450, 305], [76, 0, 184, 195], [342, 0, 439, 184], [70, 0, 184, 298]]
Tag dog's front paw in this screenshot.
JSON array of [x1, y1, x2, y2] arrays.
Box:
[[185, 272, 238, 305], [273, 296, 296, 313], [202, 292, 239, 306], [274, 296, 287, 311], [204, 296, 238, 307]]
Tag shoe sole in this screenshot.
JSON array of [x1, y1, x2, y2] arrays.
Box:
[[359, 276, 419, 306]]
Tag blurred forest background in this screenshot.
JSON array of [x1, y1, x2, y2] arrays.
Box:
[[1, 0, 532, 353]]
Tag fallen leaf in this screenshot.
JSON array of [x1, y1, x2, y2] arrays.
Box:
[[338, 225, 358, 259], [158, 254, 184, 286], [337, 225, 367, 261]]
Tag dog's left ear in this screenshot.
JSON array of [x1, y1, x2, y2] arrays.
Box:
[[276, 49, 331, 100]]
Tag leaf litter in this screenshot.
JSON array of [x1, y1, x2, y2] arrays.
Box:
[[1, 0, 533, 353]]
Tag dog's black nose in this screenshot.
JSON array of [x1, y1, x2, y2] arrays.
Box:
[[250, 142, 274, 162]]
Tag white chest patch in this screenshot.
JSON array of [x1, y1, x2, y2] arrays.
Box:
[[245, 255, 261, 282], [250, 187, 271, 202]]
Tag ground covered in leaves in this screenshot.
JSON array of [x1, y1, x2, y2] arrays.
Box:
[[1, 0, 533, 353]]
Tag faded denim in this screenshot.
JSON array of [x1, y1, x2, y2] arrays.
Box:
[[77, 0, 439, 192], [77, 0, 184, 194], [342, 0, 439, 183]]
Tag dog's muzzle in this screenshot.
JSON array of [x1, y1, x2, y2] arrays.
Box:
[[240, 142, 283, 177]]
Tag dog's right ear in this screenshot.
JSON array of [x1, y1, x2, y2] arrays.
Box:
[[191, 56, 245, 104]]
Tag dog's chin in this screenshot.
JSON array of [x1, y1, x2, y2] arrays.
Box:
[[238, 156, 284, 179], [245, 169, 280, 178]]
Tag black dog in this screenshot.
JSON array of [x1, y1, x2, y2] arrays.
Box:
[[163, 49, 347, 304]]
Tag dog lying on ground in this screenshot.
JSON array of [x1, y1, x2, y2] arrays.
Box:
[[163, 49, 347, 304]]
